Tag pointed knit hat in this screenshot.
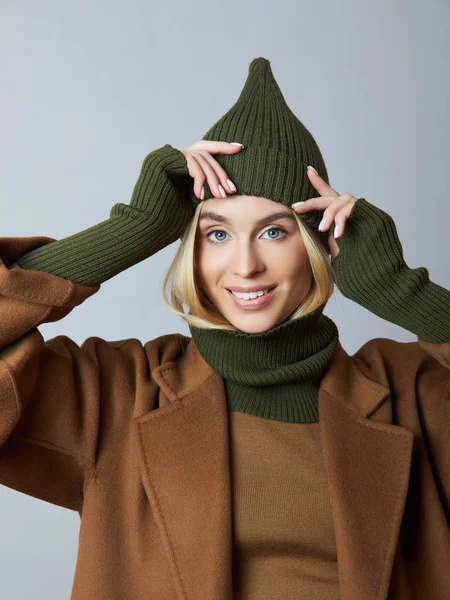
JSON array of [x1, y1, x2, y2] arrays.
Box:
[[187, 56, 331, 253]]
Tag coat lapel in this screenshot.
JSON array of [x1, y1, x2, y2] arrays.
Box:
[[132, 337, 414, 600], [132, 340, 233, 600], [318, 342, 414, 599]]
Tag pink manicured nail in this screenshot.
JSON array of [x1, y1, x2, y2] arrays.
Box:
[[227, 179, 236, 192]]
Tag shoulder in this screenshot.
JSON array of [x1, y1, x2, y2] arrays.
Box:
[[51, 333, 193, 421], [355, 336, 429, 368], [353, 336, 449, 395], [68, 332, 192, 372]]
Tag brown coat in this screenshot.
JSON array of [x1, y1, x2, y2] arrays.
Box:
[[1, 235, 449, 600]]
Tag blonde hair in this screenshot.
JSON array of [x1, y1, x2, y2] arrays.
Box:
[[162, 202, 335, 331]]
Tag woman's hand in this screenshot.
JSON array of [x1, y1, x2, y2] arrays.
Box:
[[292, 167, 358, 261], [182, 140, 244, 200]]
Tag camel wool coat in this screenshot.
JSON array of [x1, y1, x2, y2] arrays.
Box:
[[0, 235, 449, 600]]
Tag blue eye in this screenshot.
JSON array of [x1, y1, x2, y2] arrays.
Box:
[[205, 227, 288, 244], [207, 230, 228, 243]]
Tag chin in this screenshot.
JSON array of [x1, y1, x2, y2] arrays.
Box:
[[225, 311, 285, 334]]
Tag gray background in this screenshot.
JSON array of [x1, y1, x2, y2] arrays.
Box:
[[1, 0, 449, 597]]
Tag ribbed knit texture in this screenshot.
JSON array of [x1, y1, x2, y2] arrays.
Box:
[[189, 305, 339, 423], [330, 197, 450, 344], [14, 144, 193, 285], [187, 57, 331, 253]]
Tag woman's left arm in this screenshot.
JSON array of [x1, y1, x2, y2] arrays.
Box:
[[292, 169, 450, 366]]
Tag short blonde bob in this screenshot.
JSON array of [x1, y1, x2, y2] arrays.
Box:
[[162, 201, 336, 331]]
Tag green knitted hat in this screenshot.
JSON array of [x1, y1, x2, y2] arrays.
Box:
[[187, 56, 331, 253]]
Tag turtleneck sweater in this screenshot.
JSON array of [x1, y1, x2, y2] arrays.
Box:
[[189, 305, 339, 423]]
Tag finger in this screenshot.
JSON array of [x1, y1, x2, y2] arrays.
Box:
[[332, 208, 349, 238], [333, 201, 357, 238], [185, 155, 207, 199], [327, 227, 340, 259], [197, 150, 237, 194], [291, 195, 341, 212], [194, 152, 227, 199], [307, 167, 339, 197], [185, 140, 244, 158], [318, 196, 353, 232], [196, 140, 244, 154], [292, 195, 350, 233], [320, 199, 355, 237]]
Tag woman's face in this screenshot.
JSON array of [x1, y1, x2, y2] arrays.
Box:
[[195, 195, 313, 333]]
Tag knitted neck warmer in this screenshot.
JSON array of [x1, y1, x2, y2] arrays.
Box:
[[188, 305, 339, 423]]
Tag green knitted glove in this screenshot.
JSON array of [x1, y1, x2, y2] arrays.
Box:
[[112, 143, 195, 245], [330, 197, 450, 343]]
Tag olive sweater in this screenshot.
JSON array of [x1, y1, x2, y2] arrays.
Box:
[[10, 145, 450, 598]]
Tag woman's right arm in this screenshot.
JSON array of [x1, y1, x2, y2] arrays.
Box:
[[12, 144, 195, 286], [0, 145, 194, 509]]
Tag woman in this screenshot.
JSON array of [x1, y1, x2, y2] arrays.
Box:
[[0, 57, 449, 599]]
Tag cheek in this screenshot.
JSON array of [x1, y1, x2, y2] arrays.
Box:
[[195, 245, 225, 286], [196, 237, 231, 265], [278, 256, 304, 279], [276, 241, 310, 280]]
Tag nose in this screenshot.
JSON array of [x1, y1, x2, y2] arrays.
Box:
[[231, 242, 266, 278]]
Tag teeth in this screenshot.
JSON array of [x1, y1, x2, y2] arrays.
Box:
[[231, 288, 270, 300]]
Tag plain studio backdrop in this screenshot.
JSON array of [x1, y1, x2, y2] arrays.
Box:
[[1, 0, 449, 597]]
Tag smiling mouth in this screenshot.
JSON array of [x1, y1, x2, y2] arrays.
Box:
[[226, 286, 278, 310], [226, 286, 277, 294]]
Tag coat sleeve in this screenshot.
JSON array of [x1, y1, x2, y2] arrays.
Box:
[[0, 236, 101, 512], [417, 336, 450, 509], [416, 337, 450, 372]]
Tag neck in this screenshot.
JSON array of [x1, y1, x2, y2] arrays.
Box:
[[188, 304, 339, 423]]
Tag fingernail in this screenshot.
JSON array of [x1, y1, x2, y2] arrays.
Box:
[[200, 186, 205, 200], [318, 217, 327, 231], [334, 225, 340, 238], [307, 165, 318, 175], [227, 179, 236, 192], [218, 184, 226, 198], [230, 142, 244, 147], [291, 201, 305, 208]]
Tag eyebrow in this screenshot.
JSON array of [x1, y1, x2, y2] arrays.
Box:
[[199, 211, 297, 228]]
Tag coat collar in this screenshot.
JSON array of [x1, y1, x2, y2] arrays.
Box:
[[132, 337, 414, 600]]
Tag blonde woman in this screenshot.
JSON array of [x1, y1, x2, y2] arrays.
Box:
[[1, 57, 449, 599]]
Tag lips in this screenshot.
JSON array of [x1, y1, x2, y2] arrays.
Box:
[[227, 286, 277, 310]]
